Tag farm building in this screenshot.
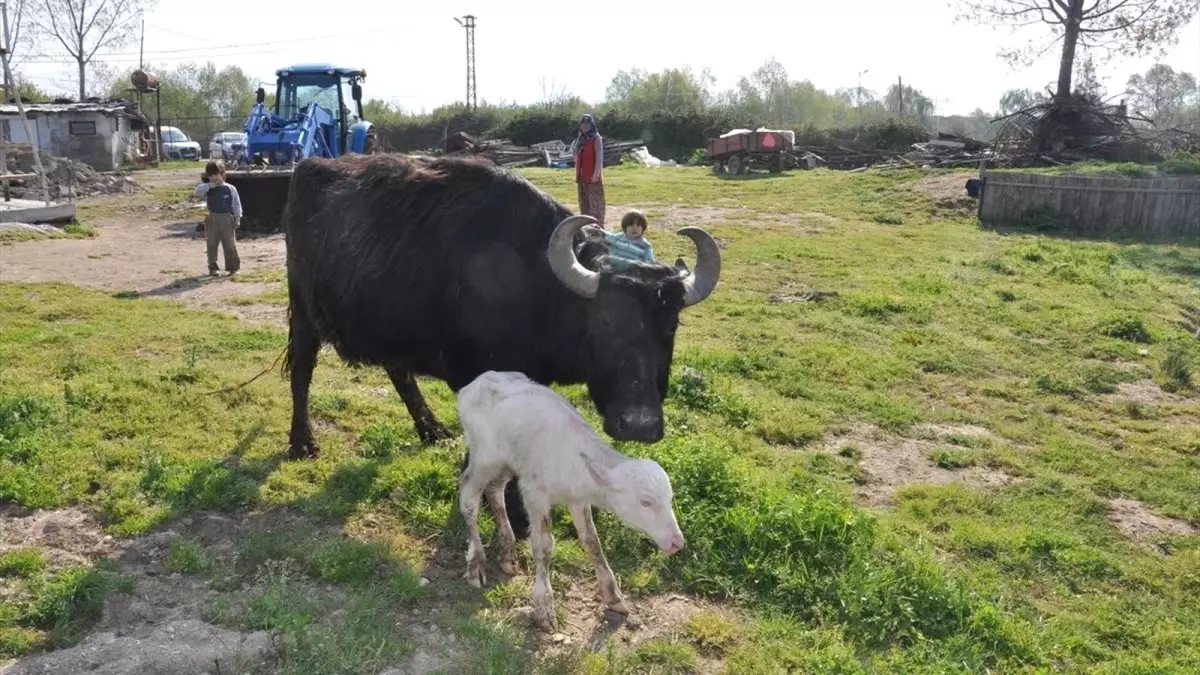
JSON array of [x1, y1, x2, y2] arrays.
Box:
[[0, 100, 150, 171]]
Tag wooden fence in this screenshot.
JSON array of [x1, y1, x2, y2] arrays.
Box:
[[978, 170, 1200, 240]]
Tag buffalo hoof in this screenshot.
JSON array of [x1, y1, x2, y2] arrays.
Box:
[[288, 441, 320, 460], [416, 422, 455, 444]]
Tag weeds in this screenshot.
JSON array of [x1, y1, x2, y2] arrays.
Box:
[[1160, 345, 1193, 392]]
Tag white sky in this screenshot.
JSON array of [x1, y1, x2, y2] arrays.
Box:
[[14, 0, 1200, 116]]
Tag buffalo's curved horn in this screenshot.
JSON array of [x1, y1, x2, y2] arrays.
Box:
[[547, 215, 601, 299], [677, 227, 721, 307]]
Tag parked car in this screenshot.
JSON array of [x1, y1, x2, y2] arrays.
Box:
[[159, 126, 201, 160], [208, 131, 247, 161]]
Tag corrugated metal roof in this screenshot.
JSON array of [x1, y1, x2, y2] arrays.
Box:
[[0, 101, 138, 115]]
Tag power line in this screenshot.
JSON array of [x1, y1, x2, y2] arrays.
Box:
[[18, 26, 399, 63]]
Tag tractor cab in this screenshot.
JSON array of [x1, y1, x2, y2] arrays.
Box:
[[269, 64, 366, 155], [240, 63, 372, 166]]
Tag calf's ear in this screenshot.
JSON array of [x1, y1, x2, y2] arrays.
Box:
[[580, 453, 611, 487]]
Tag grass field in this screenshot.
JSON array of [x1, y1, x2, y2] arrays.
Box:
[[2, 164, 1198, 673]]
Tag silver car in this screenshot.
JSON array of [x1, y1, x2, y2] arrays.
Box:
[[208, 132, 247, 161]]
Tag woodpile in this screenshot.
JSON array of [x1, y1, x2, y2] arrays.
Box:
[[444, 132, 648, 168], [792, 133, 993, 172]]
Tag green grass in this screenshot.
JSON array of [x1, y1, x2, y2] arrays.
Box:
[[2, 164, 1199, 671]]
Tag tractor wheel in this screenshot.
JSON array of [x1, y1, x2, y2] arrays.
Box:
[[727, 154, 744, 176], [363, 128, 379, 155]]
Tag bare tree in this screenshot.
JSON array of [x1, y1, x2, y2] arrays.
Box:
[[958, 0, 1199, 101], [30, 0, 153, 100], [3, 0, 40, 70], [1126, 63, 1199, 124]]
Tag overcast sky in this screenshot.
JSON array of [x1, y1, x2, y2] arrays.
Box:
[[14, 1, 1200, 116]]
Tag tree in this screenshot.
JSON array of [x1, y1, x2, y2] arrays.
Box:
[[1126, 63, 1199, 125], [30, 0, 154, 101], [998, 88, 1049, 115], [605, 66, 714, 115], [958, 0, 1199, 101], [884, 83, 936, 126], [3, 0, 39, 71]]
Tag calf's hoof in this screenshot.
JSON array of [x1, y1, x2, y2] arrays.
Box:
[[532, 606, 557, 633], [606, 599, 631, 616], [499, 555, 519, 577], [464, 555, 487, 588]]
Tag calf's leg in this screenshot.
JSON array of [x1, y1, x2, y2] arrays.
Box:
[[484, 476, 518, 576], [285, 305, 321, 459], [568, 502, 630, 615], [527, 502, 557, 632], [384, 366, 453, 443], [458, 463, 490, 587]]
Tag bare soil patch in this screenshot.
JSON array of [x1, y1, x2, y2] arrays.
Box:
[[0, 505, 120, 571], [0, 179, 288, 326], [1105, 380, 1187, 406], [1107, 498, 1198, 542], [911, 173, 976, 215], [822, 424, 1021, 506]]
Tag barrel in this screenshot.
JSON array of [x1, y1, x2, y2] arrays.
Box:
[[131, 69, 159, 91]]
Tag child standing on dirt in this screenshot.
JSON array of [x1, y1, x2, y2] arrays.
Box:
[[194, 161, 242, 276], [601, 210, 655, 271]]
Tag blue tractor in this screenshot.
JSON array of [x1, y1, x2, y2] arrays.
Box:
[[218, 64, 378, 232]]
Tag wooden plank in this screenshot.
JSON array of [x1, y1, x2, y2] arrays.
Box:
[[0, 173, 38, 181]]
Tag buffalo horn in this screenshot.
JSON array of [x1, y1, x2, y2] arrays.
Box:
[[547, 215, 601, 298], [678, 227, 721, 307]]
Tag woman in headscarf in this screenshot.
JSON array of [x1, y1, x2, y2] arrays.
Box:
[[569, 113, 605, 225]]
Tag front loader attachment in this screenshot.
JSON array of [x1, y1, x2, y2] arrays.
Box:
[[224, 167, 294, 233]]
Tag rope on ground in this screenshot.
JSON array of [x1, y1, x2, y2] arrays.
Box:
[[199, 346, 287, 396]]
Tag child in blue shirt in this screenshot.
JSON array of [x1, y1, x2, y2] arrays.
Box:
[[602, 210, 655, 271]]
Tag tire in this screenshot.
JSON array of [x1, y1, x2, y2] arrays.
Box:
[[727, 154, 744, 176], [363, 128, 378, 155]]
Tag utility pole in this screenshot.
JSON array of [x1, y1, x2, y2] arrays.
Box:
[[897, 75, 904, 116], [139, 20, 144, 69], [857, 69, 869, 109], [1, 2, 11, 95], [453, 15, 477, 110]]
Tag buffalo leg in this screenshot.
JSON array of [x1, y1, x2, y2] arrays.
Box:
[[286, 308, 321, 460], [384, 366, 453, 443]]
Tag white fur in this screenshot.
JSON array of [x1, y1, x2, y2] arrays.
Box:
[[456, 371, 685, 631]]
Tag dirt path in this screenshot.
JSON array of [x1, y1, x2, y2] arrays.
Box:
[[0, 168, 290, 325]]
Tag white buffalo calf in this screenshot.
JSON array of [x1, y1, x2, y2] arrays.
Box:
[[456, 370, 685, 631]]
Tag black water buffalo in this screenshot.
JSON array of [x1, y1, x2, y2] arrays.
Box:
[[282, 153, 720, 532]]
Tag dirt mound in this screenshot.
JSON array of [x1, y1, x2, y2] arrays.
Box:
[[5, 152, 141, 199]]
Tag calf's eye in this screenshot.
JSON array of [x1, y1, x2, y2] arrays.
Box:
[[640, 498, 653, 508]]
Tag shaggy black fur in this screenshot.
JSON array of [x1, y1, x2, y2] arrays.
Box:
[[282, 153, 691, 539]]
